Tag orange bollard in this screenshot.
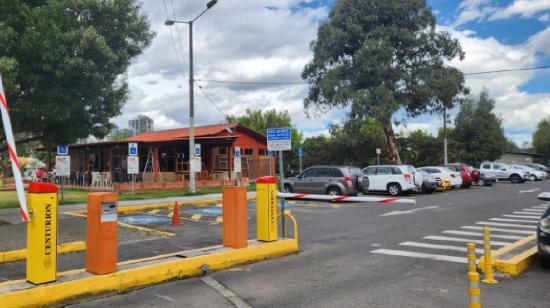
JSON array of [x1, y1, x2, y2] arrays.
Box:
[[171, 201, 181, 225], [86, 192, 118, 275], [222, 186, 248, 248]]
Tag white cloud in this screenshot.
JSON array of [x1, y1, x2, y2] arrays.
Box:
[[539, 13, 550, 22], [490, 0, 550, 20], [453, 0, 550, 26]]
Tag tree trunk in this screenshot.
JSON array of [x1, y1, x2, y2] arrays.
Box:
[[382, 123, 402, 165]]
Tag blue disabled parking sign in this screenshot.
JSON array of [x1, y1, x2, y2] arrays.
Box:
[[298, 147, 303, 157], [128, 143, 138, 156], [57, 145, 68, 155]]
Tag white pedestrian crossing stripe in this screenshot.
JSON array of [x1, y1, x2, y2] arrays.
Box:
[[371, 205, 540, 264]]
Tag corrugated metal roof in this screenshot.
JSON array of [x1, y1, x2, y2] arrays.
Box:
[[128, 123, 242, 142]]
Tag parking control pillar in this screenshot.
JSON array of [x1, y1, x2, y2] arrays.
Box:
[[467, 242, 477, 273], [481, 226, 497, 284], [222, 186, 248, 248], [86, 192, 118, 274], [256, 176, 278, 241], [26, 182, 59, 284]]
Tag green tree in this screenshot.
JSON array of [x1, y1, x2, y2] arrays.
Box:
[[398, 130, 441, 166], [0, 0, 153, 148], [533, 118, 550, 157], [302, 0, 467, 165], [453, 90, 507, 165]]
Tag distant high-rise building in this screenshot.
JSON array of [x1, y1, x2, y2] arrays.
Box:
[[128, 115, 153, 135]]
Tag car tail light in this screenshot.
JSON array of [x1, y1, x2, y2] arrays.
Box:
[[450, 173, 456, 178], [344, 176, 353, 188], [404, 173, 411, 182]]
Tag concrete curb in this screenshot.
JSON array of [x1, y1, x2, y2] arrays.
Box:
[[0, 241, 86, 264], [479, 234, 538, 276], [0, 239, 299, 308]]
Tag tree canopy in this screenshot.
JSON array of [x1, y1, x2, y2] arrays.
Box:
[[0, 0, 153, 148], [533, 118, 550, 157], [302, 0, 467, 164]]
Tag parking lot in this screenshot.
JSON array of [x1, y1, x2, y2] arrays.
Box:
[[31, 180, 540, 308]]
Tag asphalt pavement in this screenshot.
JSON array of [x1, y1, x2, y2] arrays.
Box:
[[47, 182, 550, 306]]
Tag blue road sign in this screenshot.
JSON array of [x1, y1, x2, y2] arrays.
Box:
[[235, 147, 241, 158], [266, 127, 292, 151], [298, 147, 303, 157], [194, 144, 201, 156], [267, 149, 273, 156], [128, 143, 138, 156], [57, 145, 68, 155]]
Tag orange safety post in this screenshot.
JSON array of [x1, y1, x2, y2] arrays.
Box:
[[171, 201, 181, 225], [222, 186, 248, 248], [86, 192, 118, 275]]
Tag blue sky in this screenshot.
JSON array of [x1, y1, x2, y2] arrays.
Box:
[[122, 0, 550, 147]]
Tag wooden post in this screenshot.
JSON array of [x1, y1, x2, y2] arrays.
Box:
[[153, 144, 159, 182]]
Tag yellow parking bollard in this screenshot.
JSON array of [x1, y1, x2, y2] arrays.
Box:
[[481, 226, 498, 284], [256, 176, 278, 241], [468, 271, 482, 308], [467, 242, 477, 273], [26, 182, 59, 284]]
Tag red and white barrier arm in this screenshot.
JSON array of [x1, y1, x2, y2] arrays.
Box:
[[0, 75, 29, 221], [277, 192, 416, 204]]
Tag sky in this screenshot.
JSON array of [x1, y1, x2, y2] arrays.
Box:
[[113, 0, 550, 147]]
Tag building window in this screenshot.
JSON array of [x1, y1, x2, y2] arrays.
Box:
[[219, 147, 227, 155], [259, 149, 266, 155], [244, 148, 253, 155]]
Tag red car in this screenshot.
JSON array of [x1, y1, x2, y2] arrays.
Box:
[[441, 163, 474, 188]]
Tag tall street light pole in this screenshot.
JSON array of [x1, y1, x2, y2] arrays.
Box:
[[165, 0, 218, 194]]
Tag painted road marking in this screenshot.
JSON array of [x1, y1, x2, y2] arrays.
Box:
[[380, 205, 439, 217], [513, 211, 542, 216], [521, 208, 546, 212], [475, 221, 537, 229], [422, 236, 511, 246], [371, 249, 467, 264], [460, 226, 535, 235], [502, 214, 541, 219], [490, 217, 539, 223], [519, 188, 540, 193], [399, 241, 486, 254], [191, 214, 203, 220], [201, 276, 252, 308], [442, 230, 523, 240]]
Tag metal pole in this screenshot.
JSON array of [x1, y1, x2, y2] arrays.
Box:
[[299, 155, 303, 174], [377, 153, 380, 165], [278, 151, 286, 237], [188, 21, 196, 194], [132, 174, 135, 195], [443, 107, 448, 165], [61, 176, 64, 201]]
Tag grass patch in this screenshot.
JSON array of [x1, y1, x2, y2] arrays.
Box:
[[0, 183, 256, 209]]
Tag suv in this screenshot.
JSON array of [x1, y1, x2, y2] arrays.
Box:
[[362, 165, 419, 196], [283, 165, 368, 196], [441, 163, 474, 188], [480, 162, 528, 183]]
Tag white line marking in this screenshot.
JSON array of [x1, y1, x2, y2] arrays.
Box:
[[513, 211, 542, 216], [489, 218, 539, 224], [442, 230, 523, 240], [154, 295, 174, 303], [201, 276, 252, 308], [371, 249, 467, 263], [399, 241, 488, 254], [521, 208, 545, 212], [476, 221, 537, 229], [422, 236, 511, 246], [461, 226, 535, 235], [519, 188, 540, 193], [502, 214, 541, 219]]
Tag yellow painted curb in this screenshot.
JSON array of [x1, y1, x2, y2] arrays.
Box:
[[479, 234, 537, 277], [0, 242, 86, 264], [0, 239, 299, 308], [117, 222, 176, 237]]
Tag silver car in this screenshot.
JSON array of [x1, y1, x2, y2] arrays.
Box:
[[283, 165, 369, 196], [480, 162, 528, 183]]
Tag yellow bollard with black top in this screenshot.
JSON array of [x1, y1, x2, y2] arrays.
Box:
[[481, 226, 498, 284], [256, 176, 278, 241], [26, 182, 59, 284]]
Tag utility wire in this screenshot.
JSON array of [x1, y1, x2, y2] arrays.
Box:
[[162, 0, 186, 73], [196, 83, 229, 121], [195, 65, 550, 86]]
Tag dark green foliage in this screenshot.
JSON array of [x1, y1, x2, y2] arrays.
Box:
[[0, 0, 154, 148], [302, 0, 467, 164], [533, 118, 550, 157]]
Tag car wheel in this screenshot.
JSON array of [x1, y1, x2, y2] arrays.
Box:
[[326, 187, 342, 196], [510, 174, 523, 183], [283, 184, 293, 193], [387, 183, 402, 196], [477, 179, 485, 186], [529, 175, 537, 181]]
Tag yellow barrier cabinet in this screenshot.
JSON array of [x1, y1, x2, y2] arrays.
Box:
[[26, 182, 59, 284], [256, 176, 278, 241]]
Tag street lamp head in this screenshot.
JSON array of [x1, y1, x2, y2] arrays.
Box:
[[206, 0, 218, 9], [164, 20, 175, 26]]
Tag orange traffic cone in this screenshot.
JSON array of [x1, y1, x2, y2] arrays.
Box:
[[171, 202, 181, 225]]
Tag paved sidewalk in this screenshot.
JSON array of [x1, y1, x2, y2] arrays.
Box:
[[0, 192, 257, 225]]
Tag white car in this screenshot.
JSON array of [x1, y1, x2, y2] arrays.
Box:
[[480, 162, 528, 183], [511, 165, 546, 181], [362, 165, 419, 196], [417, 166, 463, 188]]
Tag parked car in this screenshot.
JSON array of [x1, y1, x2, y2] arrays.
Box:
[[523, 163, 550, 174], [362, 165, 419, 196], [282, 165, 368, 196], [441, 163, 474, 188], [511, 164, 546, 181], [417, 170, 437, 193], [537, 193, 550, 263], [479, 162, 528, 183], [417, 166, 462, 189]]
